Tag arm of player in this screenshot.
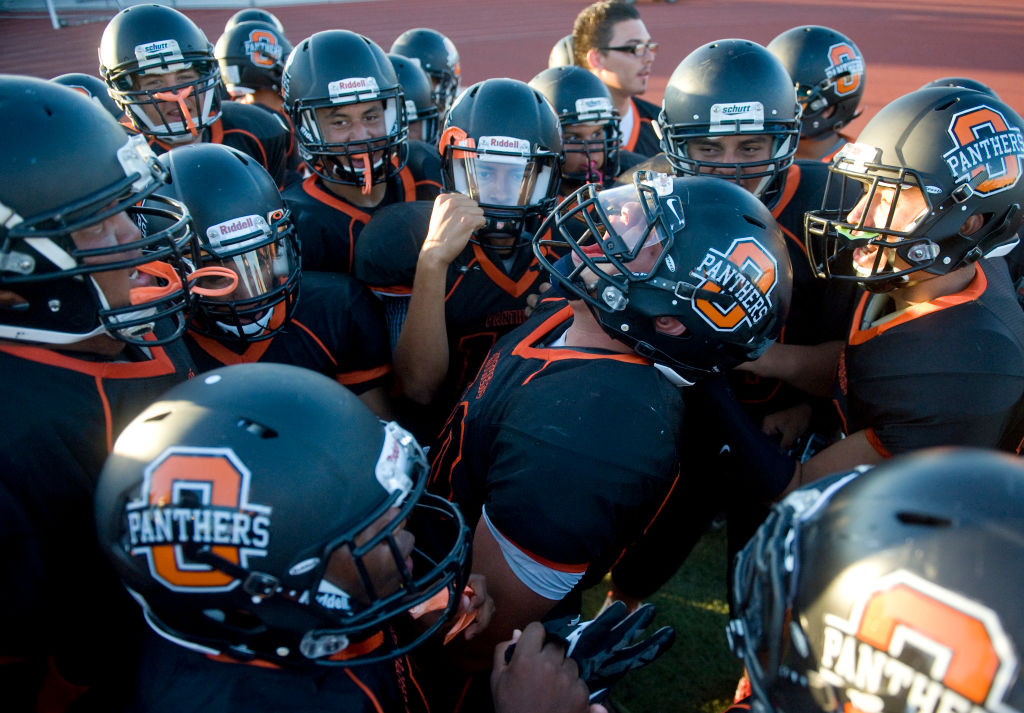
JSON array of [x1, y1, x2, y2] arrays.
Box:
[[393, 193, 484, 404], [450, 515, 564, 672], [734, 340, 844, 397], [786, 429, 885, 496]]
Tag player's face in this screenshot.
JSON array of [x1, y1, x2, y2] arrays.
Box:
[[323, 506, 415, 609], [206, 246, 278, 321], [474, 158, 531, 206], [71, 211, 148, 310], [407, 119, 425, 143], [133, 67, 206, 143], [594, 19, 655, 97], [316, 101, 389, 169], [845, 182, 930, 276], [563, 122, 606, 180], [687, 134, 773, 194]]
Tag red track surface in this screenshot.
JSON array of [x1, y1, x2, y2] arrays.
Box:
[[2, 0, 1023, 138]]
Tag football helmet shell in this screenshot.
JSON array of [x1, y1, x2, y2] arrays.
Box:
[[529, 65, 622, 186], [0, 75, 194, 346], [282, 30, 408, 189], [730, 447, 1024, 713], [99, 4, 222, 143], [387, 53, 441, 145], [440, 78, 563, 245], [153, 143, 300, 343], [658, 39, 802, 205], [767, 25, 866, 139], [805, 87, 1024, 292], [215, 20, 293, 96], [223, 8, 285, 35], [389, 28, 461, 118], [535, 172, 792, 379], [95, 362, 471, 668], [50, 72, 123, 120]]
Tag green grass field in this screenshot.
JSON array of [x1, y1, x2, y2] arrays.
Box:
[[581, 526, 743, 713]]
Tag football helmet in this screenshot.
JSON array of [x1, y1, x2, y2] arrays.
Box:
[[529, 65, 621, 187], [99, 4, 222, 144], [921, 76, 999, 98], [548, 35, 575, 69], [0, 75, 195, 346], [536, 172, 792, 379], [658, 39, 801, 205], [152, 144, 300, 343], [440, 78, 562, 246], [805, 87, 1024, 292], [729, 447, 1024, 713], [387, 53, 441, 145], [50, 72, 123, 120], [767, 26, 865, 139], [95, 362, 471, 668], [389, 28, 461, 117], [214, 20, 292, 97], [223, 8, 285, 35], [282, 30, 408, 191]]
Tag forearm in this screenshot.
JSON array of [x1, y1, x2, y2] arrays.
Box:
[[394, 255, 451, 404], [738, 340, 843, 397]]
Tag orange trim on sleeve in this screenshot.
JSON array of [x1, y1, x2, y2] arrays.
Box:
[[336, 364, 392, 386], [848, 263, 988, 346]]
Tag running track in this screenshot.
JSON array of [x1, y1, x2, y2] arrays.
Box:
[[2, 0, 1023, 138]]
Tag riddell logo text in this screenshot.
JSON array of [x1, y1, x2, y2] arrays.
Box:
[[219, 217, 254, 235]]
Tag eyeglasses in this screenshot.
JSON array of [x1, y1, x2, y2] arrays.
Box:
[[600, 41, 659, 57]]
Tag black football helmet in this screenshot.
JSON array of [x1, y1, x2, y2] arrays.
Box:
[[921, 76, 1000, 98], [282, 30, 408, 191], [214, 20, 293, 97], [99, 4, 222, 144], [387, 53, 441, 145], [223, 8, 285, 35], [729, 447, 1024, 713], [50, 72, 123, 120], [389, 28, 461, 117], [0, 75, 195, 346], [767, 26, 865, 139], [658, 39, 801, 206], [529, 65, 621, 187], [536, 172, 792, 380], [95, 362, 471, 668], [805, 87, 1024, 292], [153, 144, 300, 343], [440, 78, 562, 246], [548, 35, 575, 69]]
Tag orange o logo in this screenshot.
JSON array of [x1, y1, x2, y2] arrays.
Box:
[[692, 237, 779, 332], [126, 447, 272, 592], [944, 106, 1024, 195], [826, 42, 863, 96]]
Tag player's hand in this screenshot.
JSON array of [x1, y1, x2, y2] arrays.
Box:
[[455, 573, 494, 641], [761, 402, 813, 450], [420, 192, 485, 269], [492, 622, 607, 713]]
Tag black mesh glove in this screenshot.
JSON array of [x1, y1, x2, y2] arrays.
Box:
[[508, 602, 675, 700]]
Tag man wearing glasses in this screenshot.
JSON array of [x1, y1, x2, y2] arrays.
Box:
[[572, 0, 661, 158]]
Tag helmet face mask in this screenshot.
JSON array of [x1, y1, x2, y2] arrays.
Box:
[[805, 88, 1024, 293], [96, 364, 471, 668], [283, 31, 409, 191], [99, 5, 223, 143], [536, 172, 791, 379], [658, 40, 801, 205], [0, 78, 197, 347]]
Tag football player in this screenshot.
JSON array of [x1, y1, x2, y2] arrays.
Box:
[[0, 75, 199, 711], [730, 86, 1024, 493], [572, 0, 661, 157], [389, 27, 462, 120], [281, 30, 442, 274], [98, 4, 291, 188], [153, 143, 394, 418], [767, 25, 866, 162], [728, 447, 1024, 713], [422, 173, 792, 709]]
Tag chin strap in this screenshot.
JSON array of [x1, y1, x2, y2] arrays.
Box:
[[152, 85, 199, 137]]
